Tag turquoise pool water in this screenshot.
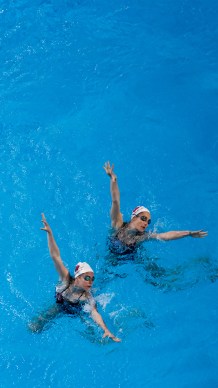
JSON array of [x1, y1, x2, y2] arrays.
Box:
[[0, 1, 218, 387]]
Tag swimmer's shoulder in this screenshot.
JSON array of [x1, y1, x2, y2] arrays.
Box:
[[113, 221, 128, 233]]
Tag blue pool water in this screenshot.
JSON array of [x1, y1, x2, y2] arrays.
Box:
[[0, 1, 218, 387]]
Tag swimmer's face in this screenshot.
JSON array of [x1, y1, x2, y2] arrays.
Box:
[[131, 211, 151, 232], [75, 271, 95, 291]]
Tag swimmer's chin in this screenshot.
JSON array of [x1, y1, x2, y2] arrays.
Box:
[[138, 226, 146, 232]]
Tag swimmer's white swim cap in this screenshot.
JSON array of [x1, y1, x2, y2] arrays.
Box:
[[131, 206, 150, 219], [74, 262, 94, 278]]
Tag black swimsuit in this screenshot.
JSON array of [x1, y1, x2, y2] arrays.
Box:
[[107, 222, 138, 259], [108, 235, 136, 256], [58, 298, 86, 315], [55, 275, 86, 315]]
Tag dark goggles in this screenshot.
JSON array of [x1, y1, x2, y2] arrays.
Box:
[[136, 215, 151, 224], [83, 275, 95, 282]]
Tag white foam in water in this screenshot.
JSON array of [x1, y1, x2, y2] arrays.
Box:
[[95, 292, 115, 310], [6, 271, 33, 310]]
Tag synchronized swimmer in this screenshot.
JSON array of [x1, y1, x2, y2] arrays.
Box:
[[104, 161, 207, 258], [29, 214, 121, 342]]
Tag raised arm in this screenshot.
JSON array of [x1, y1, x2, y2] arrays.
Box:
[[103, 161, 123, 229], [90, 303, 121, 342], [41, 213, 69, 281], [149, 229, 208, 241]]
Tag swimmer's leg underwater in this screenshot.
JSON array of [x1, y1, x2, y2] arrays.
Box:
[[28, 304, 61, 333]]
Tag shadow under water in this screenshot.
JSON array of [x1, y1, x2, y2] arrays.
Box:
[[99, 248, 218, 293]]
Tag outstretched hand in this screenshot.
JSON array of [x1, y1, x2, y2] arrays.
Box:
[[103, 330, 121, 342], [103, 161, 117, 182], [189, 230, 208, 238], [40, 213, 52, 234]]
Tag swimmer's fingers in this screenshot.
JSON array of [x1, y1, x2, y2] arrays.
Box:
[[41, 213, 46, 221], [111, 336, 121, 342], [103, 162, 117, 182], [103, 161, 111, 174], [41, 213, 47, 226], [40, 213, 51, 232], [40, 225, 51, 233], [190, 230, 208, 238], [40, 224, 48, 232], [102, 332, 121, 342], [41, 218, 47, 228]]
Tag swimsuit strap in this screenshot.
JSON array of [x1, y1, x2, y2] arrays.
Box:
[[115, 222, 138, 247], [115, 222, 129, 237], [59, 273, 74, 295], [65, 274, 87, 302], [77, 291, 86, 301]]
